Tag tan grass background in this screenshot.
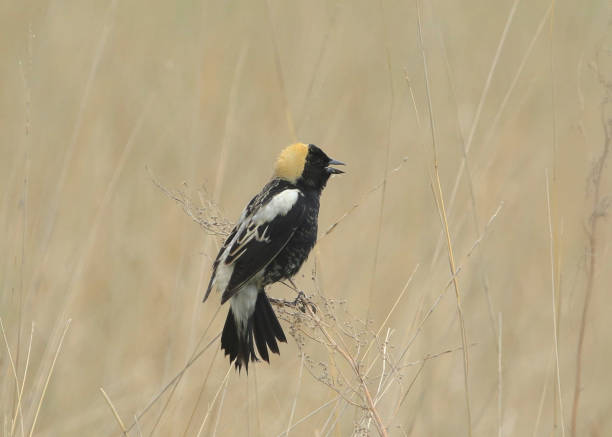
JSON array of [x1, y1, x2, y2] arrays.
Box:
[[1, 0, 612, 435]]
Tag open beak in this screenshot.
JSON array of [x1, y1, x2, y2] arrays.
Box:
[[326, 159, 346, 174]]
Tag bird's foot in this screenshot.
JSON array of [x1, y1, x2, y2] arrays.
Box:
[[269, 292, 317, 314], [293, 291, 317, 314]]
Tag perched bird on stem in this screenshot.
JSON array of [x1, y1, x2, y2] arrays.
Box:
[[204, 143, 344, 372]]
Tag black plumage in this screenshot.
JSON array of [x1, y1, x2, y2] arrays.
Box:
[[204, 143, 344, 372]]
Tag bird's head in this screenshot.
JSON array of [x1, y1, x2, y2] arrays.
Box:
[[274, 143, 344, 191]]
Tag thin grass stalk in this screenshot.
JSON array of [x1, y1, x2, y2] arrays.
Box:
[[570, 56, 611, 435], [10, 323, 33, 437], [545, 170, 566, 437], [431, 0, 521, 265], [211, 369, 230, 437], [195, 365, 232, 437], [264, 0, 297, 142], [28, 319, 71, 437], [99, 388, 128, 436], [284, 353, 306, 437], [181, 346, 221, 437], [497, 313, 503, 437], [416, 1, 472, 435], [124, 329, 221, 433]]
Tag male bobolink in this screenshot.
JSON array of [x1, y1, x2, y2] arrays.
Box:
[[204, 143, 344, 372]]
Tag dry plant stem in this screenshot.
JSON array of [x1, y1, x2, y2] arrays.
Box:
[[304, 305, 388, 437], [134, 415, 143, 437], [532, 351, 554, 437], [99, 388, 128, 435], [571, 61, 611, 436], [1, 317, 27, 436], [264, 0, 297, 142], [362, 264, 419, 373], [295, 3, 340, 132], [323, 401, 349, 437], [29, 319, 71, 437], [391, 202, 502, 376], [434, 16, 501, 344], [366, 0, 394, 320], [0, 319, 20, 410], [416, 1, 472, 435], [431, 0, 520, 265], [497, 313, 503, 437], [392, 356, 426, 417], [548, 18, 563, 437], [323, 159, 409, 238], [481, 3, 553, 154], [211, 370, 230, 437], [545, 171, 566, 437], [195, 365, 232, 437], [22, 13, 113, 425], [147, 294, 222, 434], [252, 366, 263, 437], [366, 329, 392, 432], [124, 330, 222, 433], [10, 323, 34, 437], [30, 0, 117, 303], [181, 347, 221, 437], [275, 397, 339, 437], [387, 345, 473, 419], [29, 95, 152, 433], [284, 353, 306, 437]]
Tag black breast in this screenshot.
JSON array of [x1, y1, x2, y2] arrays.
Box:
[[263, 191, 320, 285]]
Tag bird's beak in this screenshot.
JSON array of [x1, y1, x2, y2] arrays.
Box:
[[326, 159, 346, 174]]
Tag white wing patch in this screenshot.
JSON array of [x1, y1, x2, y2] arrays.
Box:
[[252, 189, 300, 224]]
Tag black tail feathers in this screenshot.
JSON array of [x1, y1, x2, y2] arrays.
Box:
[[221, 292, 287, 372]]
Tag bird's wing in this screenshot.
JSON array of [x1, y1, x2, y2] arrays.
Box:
[[202, 227, 236, 302], [221, 189, 304, 303], [203, 193, 259, 302], [204, 186, 305, 304]]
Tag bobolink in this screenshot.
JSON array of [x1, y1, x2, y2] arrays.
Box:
[[204, 143, 344, 371]]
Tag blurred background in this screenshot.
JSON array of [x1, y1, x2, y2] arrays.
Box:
[[1, 0, 611, 435]]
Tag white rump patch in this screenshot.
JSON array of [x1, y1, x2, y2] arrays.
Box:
[[253, 189, 300, 225], [230, 284, 258, 336]]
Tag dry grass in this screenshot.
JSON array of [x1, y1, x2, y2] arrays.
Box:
[[1, 0, 612, 436]]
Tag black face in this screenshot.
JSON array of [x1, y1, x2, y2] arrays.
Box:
[[299, 144, 345, 191]]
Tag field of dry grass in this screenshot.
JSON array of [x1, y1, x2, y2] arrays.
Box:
[[2, 0, 612, 436]]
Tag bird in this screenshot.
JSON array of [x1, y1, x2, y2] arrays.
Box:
[[203, 143, 344, 372]]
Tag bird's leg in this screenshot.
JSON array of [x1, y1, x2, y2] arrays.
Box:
[[288, 279, 316, 314], [269, 279, 317, 314]]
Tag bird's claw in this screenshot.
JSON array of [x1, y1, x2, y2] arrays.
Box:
[[293, 291, 317, 314]]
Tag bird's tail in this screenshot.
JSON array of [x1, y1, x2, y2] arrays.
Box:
[[221, 292, 287, 372]]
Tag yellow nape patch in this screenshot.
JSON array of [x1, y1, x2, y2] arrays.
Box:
[[273, 143, 308, 182]]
